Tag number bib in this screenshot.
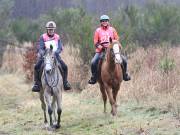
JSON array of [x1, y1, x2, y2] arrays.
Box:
[[44, 40, 58, 52]]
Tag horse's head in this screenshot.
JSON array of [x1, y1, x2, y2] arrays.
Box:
[[107, 40, 123, 64], [44, 45, 56, 74]]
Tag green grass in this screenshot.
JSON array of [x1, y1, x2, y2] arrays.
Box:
[[0, 73, 179, 135]]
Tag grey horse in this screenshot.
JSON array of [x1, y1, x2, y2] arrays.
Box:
[[39, 46, 63, 129]]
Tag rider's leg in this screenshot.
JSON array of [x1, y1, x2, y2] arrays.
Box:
[[55, 54, 71, 90], [32, 57, 43, 92], [121, 55, 131, 81], [88, 53, 100, 84]]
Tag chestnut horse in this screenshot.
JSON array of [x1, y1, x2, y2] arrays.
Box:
[[98, 40, 123, 116]]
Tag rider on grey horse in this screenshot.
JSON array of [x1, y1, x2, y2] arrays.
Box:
[[32, 21, 71, 92]]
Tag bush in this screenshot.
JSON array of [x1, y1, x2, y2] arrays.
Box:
[[10, 2, 180, 65], [11, 18, 40, 43], [159, 57, 175, 74], [23, 44, 37, 82]]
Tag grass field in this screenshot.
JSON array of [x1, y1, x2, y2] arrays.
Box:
[[0, 73, 180, 135], [0, 45, 180, 135]]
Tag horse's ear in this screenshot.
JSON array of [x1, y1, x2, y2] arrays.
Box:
[[50, 44, 53, 50], [109, 37, 112, 43]]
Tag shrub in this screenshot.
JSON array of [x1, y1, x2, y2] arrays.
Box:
[[159, 57, 175, 74], [23, 44, 37, 82], [11, 18, 40, 43]]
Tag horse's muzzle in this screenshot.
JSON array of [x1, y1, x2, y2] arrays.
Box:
[[46, 69, 51, 74]]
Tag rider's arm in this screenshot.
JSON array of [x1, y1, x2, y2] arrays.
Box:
[[94, 30, 103, 49], [39, 36, 45, 51], [56, 39, 63, 54], [38, 36, 45, 55], [94, 30, 100, 47]]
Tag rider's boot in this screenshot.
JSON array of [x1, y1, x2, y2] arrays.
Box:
[[122, 58, 131, 81], [32, 69, 40, 92], [88, 63, 97, 84]]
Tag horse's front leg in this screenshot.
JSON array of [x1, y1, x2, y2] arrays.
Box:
[[51, 96, 57, 124], [112, 87, 119, 115], [44, 90, 53, 127], [105, 85, 116, 116], [99, 83, 107, 113], [54, 90, 62, 129], [39, 91, 48, 124]]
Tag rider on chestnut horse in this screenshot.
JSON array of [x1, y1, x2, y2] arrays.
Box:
[[88, 15, 131, 84]]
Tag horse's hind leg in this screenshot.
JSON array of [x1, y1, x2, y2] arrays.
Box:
[[39, 92, 47, 124], [99, 84, 107, 113]]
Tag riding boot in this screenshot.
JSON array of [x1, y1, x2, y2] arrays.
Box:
[[88, 63, 98, 84], [56, 56, 71, 90], [122, 57, 131, 81], [32, 69, 40, 92], [62, 69, 71, 90]]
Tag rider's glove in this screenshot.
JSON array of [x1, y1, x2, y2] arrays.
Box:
[[95, 43, 103, 49]]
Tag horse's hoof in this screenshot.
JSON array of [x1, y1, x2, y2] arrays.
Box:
[[52, 124, 61, 129], [47, 126, 55, 131], [55, 124, 61, 129], [44, 123, 49, 128], [111, 110, 117, 116]]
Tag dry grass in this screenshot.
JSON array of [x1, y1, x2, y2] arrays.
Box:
[[1, 43, 180, 109], [61, 44, 89, 90], [1, 42, 32, 74], [1, 45, 24, 73], [0, 43, 180, 134], [119, 46, 180, 119]]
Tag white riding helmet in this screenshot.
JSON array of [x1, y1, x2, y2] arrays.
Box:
[[100, 15, 110, 21], [46, 21, 56, 29]]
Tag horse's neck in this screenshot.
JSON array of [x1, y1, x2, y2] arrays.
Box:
[[106, 49, 115, 70], [52, 65, 59, 76], [44, 65, 58, 78]]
